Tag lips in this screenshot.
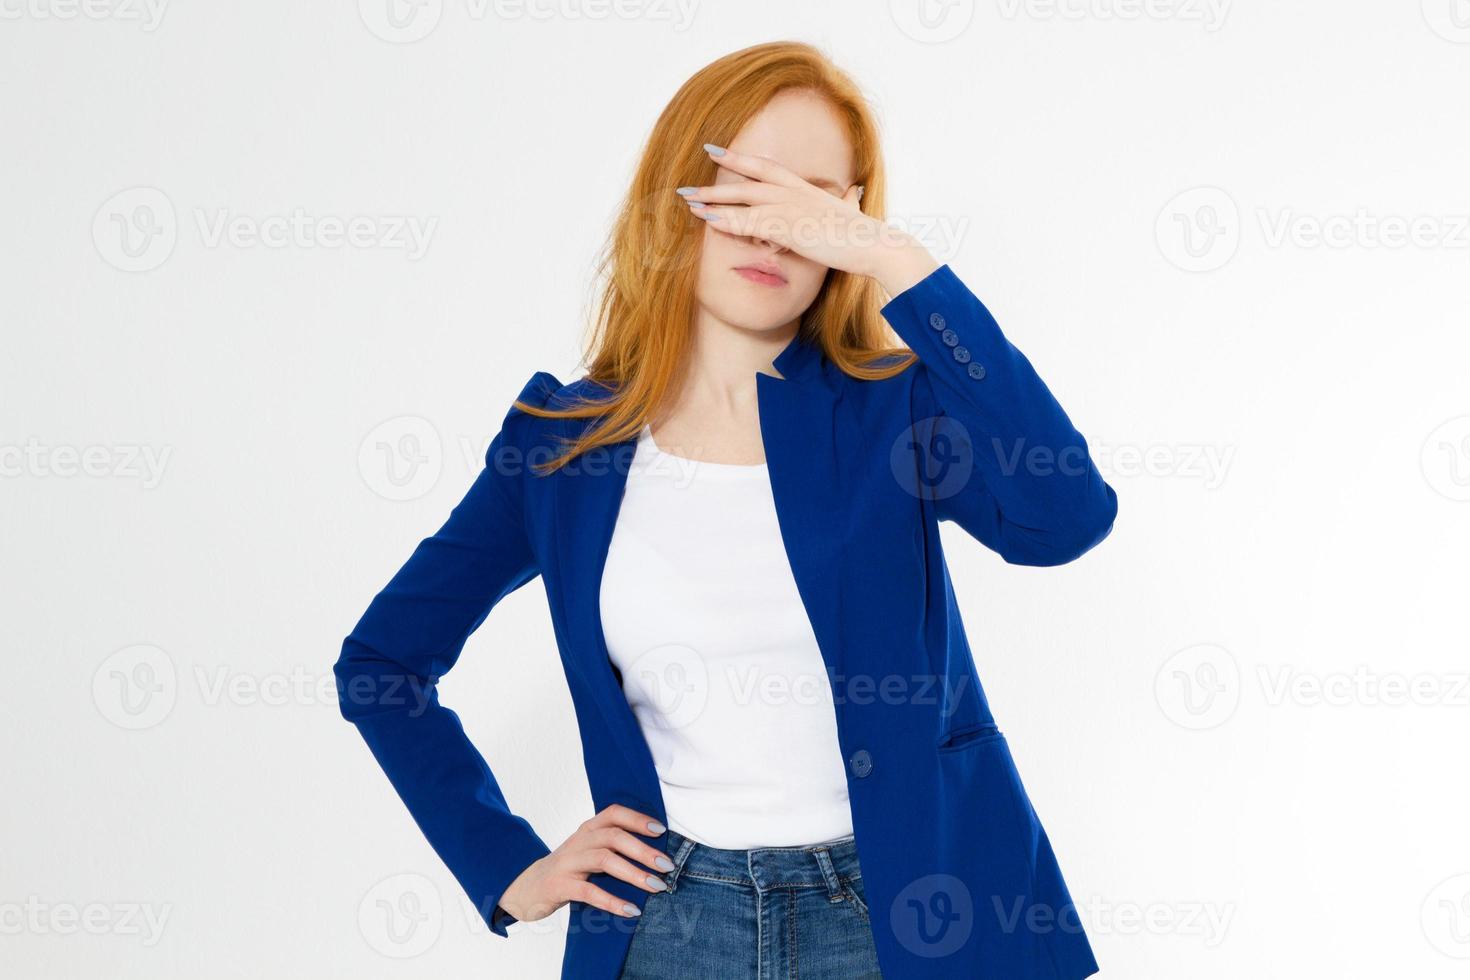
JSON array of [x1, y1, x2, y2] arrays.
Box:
[[733, 262, 787, 286]]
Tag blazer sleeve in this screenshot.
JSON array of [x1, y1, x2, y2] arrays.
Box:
[[879, 263, 1118, 566], [333, 372, 560, 936]]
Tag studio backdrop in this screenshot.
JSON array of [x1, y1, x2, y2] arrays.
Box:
[[3, 2, 1468, 978]]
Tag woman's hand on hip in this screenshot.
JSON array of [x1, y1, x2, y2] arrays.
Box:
[[680, 143, 941, 296], [497, 804, 675, 922]]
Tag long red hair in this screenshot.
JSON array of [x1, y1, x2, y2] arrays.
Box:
[[517, 40, 915, 472]]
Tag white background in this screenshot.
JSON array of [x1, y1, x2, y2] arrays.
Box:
[[4, 1, 1469, 977]]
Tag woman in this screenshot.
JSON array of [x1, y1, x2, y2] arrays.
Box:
[[335, 41, 1117, 980]]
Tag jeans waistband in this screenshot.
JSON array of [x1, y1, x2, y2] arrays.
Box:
[[662, 829, 863, 898]]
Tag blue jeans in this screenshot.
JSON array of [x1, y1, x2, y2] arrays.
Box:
[[618, 829, 883, 979]]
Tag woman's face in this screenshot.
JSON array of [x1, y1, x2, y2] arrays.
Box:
[[692, 88, 855, 336]]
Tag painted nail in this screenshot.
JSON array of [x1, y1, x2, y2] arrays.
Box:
[[645, 875, 667, 891], [675, 186, 697, 196], [655, 856, 675, 872], [687, 200, 707, 208], [622, 903, 641, 917], [703, 143, 726, 156], [647, 820, 667, 834], [856, 185, 865, 202], [700, 211, 721, 221]]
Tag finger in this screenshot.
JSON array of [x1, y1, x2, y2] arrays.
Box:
[[703, 144, 806, 189], [567, 878, 643, 919], [588, 804, 666, 837], [688, 203, 756, 239], [677, 180, 783, 206], [842, 183, 864, 210], [588, 826, 676, 876], [695, 204, 792, 250], [570, 846, 669, 894]]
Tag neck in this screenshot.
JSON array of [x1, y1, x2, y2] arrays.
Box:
[[672, 307, 798, 416]]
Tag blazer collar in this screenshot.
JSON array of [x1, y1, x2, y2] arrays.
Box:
[[569, 330, 824, 403], [769, 330, 825, 382]]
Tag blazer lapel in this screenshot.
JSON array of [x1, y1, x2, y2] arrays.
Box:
[[548, 422, 664, 790], [757, 336, 854, 682]]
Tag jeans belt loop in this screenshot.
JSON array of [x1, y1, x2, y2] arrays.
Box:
[[812, 847, 844, 902], [664, 835, 698, 894]]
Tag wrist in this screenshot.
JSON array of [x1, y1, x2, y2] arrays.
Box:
[[497, 858, 539, 921], [862, 234, 941, 298]]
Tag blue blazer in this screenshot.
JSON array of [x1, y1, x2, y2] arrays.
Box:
[[335, 263, 1118, 980]]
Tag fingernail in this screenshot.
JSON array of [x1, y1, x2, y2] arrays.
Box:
[[687, 200, 707, 208], [647, 821, 667, 834], [622, 903, 641, 917], [655, 856, 675, 872], [700, 211, 721, 221], [645, 875, 667, 891], [703, 143, 726, 156], [856, 185, 865, 202], [675, 186, 697, 196]]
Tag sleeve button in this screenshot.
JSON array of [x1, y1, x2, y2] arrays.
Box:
[[941, 329, 959, 347], [929, 313, 946, 331], [967, 363, 987, 380], [952, 346, 971, 364]]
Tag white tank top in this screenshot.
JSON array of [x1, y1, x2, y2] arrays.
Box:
[[599, 425, 854, 849]]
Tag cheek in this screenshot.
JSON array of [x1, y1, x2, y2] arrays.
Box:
[[698, 223, 735, 261], [785, 259, 828, 306], [694, 228, 734, 289]]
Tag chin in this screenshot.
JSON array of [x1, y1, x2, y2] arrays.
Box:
[[712, 305, 805, 335]]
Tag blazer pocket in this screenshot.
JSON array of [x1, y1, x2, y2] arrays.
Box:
[[936, 721, 1003, 754]]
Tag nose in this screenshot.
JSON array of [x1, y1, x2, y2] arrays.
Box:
[[753, 235, 787, 255]]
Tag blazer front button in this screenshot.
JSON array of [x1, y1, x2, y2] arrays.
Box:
[[849, 749, 873, 778], [953, 346, 971, 364], [968, 363, 987, 380], [941, 329, 959, 347], [929, 312, 946, 331]]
